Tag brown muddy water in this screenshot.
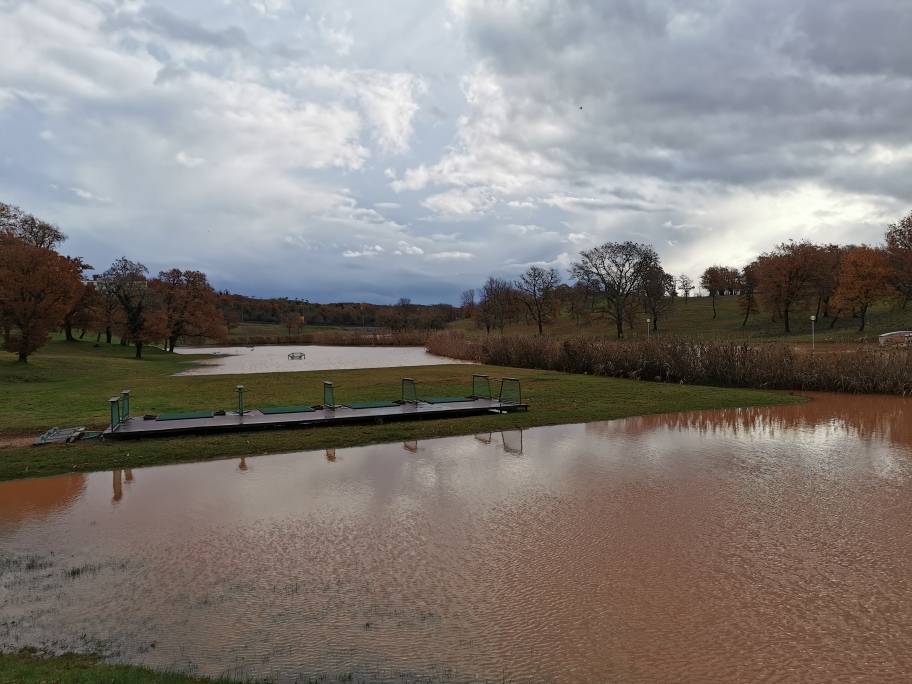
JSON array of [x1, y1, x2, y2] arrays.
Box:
[[1, 393, 911, 682]]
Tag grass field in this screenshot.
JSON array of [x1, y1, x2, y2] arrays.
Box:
[[0, 338, 799, 481], [454, 295, 912, 343]]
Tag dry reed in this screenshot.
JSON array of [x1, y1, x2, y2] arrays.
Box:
[[426, 330, 912, 395]]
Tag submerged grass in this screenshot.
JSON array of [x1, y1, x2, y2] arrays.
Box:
[[0, 650, 214, 684], [0, 339, 798, 481]]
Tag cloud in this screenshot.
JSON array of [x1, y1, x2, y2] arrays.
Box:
[[175, 151, 205, 168], [394, 241, 424, 255], [343, 244, 384, 258], [428, 250, 473, 260], [0, 0, 909, 304]]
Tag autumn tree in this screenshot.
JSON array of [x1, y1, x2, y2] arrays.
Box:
[[59, 257, 94, 341], [832, 246, 893, 332], [753, 241, 818, 333], [738, 263, 759, 327], [104, 257, 165, 359], [885, 211, 912, 308], [514, 265, 561, 335], [805, 244, 842, 319], [460, 289, 475, 319], [640, 264, 675, 331], [699, 266, 726, 319], [91, 275, 122, 344], [571, 241, 658, 338], [152, 269, 226, 350], [0, 237, 82, 361]]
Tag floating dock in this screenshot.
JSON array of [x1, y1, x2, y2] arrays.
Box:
[[101, 375, 526, 440], [103, 398, 525, 440]]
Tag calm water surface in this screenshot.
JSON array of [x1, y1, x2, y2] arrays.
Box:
[[1, 393, 911, 681], [172, 345, 463, 375]]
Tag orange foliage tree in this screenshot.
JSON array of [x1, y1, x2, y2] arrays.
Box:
[[753, 241, 819, 333], [0, 237, 82, 361], [885, 211, 912, 308], [832, 246, 893, 332], [152, 269, 227, 351]]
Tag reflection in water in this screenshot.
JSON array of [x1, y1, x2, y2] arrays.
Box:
[[112, 469, 123, 503], [1, 393, 911, 681], [0, 473, 86, 526], [500, 429, 523, 454]]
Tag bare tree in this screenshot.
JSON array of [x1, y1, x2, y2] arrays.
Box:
[[571, 241, 658, 338], [0, 201, 66, 249], [515, 266, 561, 335], [460, 289, 475, 319], [479, 277, 514, 334], [104, 257, 163, 359]]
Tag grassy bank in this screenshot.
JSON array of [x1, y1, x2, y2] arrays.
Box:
[[0, 651, 211, 683], [452, 294, 912, 342], [428, 331, 912, 395], [0, 339, 798, 481]]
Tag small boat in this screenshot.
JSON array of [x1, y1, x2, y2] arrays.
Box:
[[288, 352, 306, 360]]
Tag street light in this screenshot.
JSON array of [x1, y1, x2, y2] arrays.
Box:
[[810, 315, 816, 352], [646, 317, 651, 339]]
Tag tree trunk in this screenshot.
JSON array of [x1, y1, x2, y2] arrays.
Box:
[[783, 305, 791, 333], [711, 294, 717, 319], [18, 350, 28, 362], [741, 301, 751, 327], [106, 327, 112, 344], [64, 323, 74, 341], [134, 341, 143, 359], [858, 305, 868, 332]]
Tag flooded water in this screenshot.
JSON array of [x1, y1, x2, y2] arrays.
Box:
[[2, 393, 911, 681], [172, 345, 463, 376]]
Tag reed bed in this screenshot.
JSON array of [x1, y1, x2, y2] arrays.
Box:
[[427, 331, 912, 395]]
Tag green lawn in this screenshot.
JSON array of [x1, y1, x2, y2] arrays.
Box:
[[454, 295, 912, 343], [0, 338, 800, 481]]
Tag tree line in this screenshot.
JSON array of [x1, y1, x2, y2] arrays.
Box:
[[218, 294, 458, 333], [699, 213, 912, 333], [462, 210, 912, 337], [1, 202, 225, 361]]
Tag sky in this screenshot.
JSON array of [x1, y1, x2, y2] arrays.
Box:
[[1, 0, 910, 304]]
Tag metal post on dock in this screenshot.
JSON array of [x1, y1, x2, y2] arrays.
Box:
[[323, 381, 335, 410], [236, 385, 246, 416], [120, 390, 130, 421], [109, 397, 120, 430]]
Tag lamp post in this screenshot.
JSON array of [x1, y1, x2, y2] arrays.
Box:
[[646, 317, 651, 339], [810, 315, 816, 352]]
